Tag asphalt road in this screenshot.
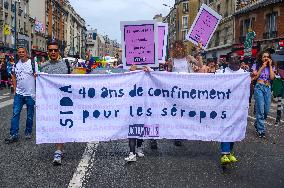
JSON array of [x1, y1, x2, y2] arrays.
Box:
[[0, 88, 283, 188]]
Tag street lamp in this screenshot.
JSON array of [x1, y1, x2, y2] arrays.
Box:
[[13, 0, 21, 57]]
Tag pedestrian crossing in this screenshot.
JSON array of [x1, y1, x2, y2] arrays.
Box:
[[0, 92, 13, 109]]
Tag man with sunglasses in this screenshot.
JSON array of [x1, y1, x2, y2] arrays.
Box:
[[41, 40, 71, 165]]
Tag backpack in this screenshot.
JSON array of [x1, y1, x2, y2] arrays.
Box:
[[65, 59, 71, 74]]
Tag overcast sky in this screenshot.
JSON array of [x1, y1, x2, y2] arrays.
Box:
[[69, 0, 175, 43]]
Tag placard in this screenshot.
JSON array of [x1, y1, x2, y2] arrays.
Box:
[[121, 20, 158, 68], [186, 4, 222, 49], [158, 23, 168, 63]]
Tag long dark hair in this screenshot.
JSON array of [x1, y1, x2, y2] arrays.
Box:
[[255, 50, 273, 70]]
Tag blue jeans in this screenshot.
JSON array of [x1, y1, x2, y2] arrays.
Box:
[[221, 142, 234, 154], [10, 94, 35, 137], [254, 83, 271, 134]]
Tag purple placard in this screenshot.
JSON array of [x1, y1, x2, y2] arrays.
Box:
[[187, 4, 222, 49], [158, 26, 166, 60], [124, 24, 155, 66]]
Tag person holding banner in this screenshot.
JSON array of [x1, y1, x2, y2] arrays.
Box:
[[251, 51, 275, 138], [124, 65, 151, 162], [216, 52, 245, 165], [167, 40, 204, 73], [5, 47, 38, 144], [167, 40, 205, 146], [41, 40, 71, 165]]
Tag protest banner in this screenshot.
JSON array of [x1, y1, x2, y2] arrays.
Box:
[[120, 20, 158, 68], [36, 72, 250, 144], [158, 23, 168, 63], [186, 4, 222, 49]]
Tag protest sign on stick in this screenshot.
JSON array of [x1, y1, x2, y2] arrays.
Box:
[[186, 4, 222, 49], [121, 20, 158, 68], [157, 23, 168, 63]]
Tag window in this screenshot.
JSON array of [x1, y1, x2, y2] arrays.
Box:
[[182, 30, 188, 41], [244, 19, 251, 34], [182, 2, 189, 13], [242, 18, 253, 36], [224, 28, 228, 44], [215, 31, 220, 46], [11, 16, 14, 28], [182, 16, 188, 29], [266, 12, 278, 33]]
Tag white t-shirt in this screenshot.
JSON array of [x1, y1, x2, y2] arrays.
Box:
[[173, 58, 194, 73], [13, 59, 38, 97], [216, 67, 245, 74]]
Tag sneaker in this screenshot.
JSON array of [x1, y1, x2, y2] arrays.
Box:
[[25, 133, 32, 139], [220, 155, 231, 165], [5, 135, 19, 144], [258, 133, 266, 139], [136, 148, 144, 157], [125, 152, 137, 162], [174, 140, 182, 146], [228, 153, 238, 163], [150, 140, 158, 149], [275, 121, 281, 127], [53, 150, 63, 165]]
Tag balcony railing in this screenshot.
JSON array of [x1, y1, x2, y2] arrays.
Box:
[[263, 31, 278, 39]]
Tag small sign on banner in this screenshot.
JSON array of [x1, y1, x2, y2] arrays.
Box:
[[186, 4, 222, 49], [158, 23, 168, 63], [121, 20, 158, 68]]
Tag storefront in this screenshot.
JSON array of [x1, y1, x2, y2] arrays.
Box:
[[232, 42, 260, 58]]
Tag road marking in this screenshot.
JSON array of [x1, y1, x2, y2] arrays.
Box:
[[0, 99, 14, 109], [0, 96, 9, 100], [248, 115, 284, 126], [2, 92, 10, 96], [68, 142, 99, 188]]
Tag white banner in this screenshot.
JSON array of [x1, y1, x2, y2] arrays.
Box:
[[36, 72, 250, 144]]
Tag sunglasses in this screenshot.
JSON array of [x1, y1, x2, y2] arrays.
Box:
[[48, 49, 59, 52]]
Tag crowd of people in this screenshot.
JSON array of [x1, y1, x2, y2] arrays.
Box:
[[1, 39, 282, 167]]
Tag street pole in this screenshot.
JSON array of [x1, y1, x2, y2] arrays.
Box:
[[73, 35, 75, 57], [14, 1, 17, 58]]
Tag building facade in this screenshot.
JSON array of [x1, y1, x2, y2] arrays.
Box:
[[163, 6, 177, 50], [176, 0, 199, 52], [1, 0, 31, 56], [29, 0, 47, 57], [64, 0, 86, 58], [45, 0, 68, 56], [200, 0, 236, 60], [234, 0, 284, 56], [86, 29, 98, 57]]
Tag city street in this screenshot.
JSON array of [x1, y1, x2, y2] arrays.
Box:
[[0, 88, 283, 188]]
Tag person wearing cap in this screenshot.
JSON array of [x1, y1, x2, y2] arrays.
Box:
[[5, 47, 38, 143]]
